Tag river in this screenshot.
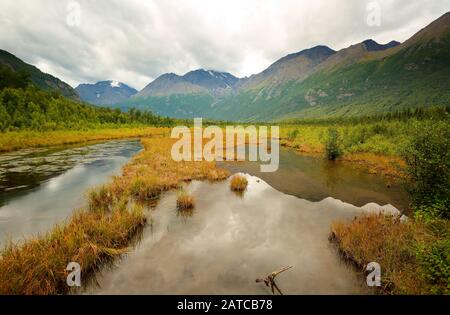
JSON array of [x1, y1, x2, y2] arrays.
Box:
[[0, 140, 143, 246], [0, 141, 409, 294], [89, 175, 403, 295]]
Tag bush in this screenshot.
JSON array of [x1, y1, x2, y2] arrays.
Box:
[[403, 121, 450, 218], [416, 239, 450, 295], [324, 127, 342, 160], [287, 128, 299, 141]]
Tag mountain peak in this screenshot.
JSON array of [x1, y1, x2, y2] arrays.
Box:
[[362, 39, 400, 51], [272, 45, 335, 67], [182, 69, 238, 89], [404, 11, 450, 46], [135, 69, 238, 99], [75, 80, 137, 105], [109, 80, 121, 88]]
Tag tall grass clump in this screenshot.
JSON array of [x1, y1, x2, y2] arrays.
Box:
[[177, 190, 195, 211], [230, 174, 248, 192]]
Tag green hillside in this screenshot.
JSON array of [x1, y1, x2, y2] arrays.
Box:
[[0, 86, 173, 131], [211, 13, 450, 121], [116, 94, 216, 119], [0, 49, 80, 100], [114, 12, 450, 122]]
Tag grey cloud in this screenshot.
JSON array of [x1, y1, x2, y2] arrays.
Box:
[[0, 0, 449, 90]]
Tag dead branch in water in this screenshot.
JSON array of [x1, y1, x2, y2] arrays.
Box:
[[256, 266, 293, 295]]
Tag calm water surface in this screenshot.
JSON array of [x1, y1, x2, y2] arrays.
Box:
[[0, 141, 408, 294], [89, 176, 401, 295], [0, 140, 142, 245], [219, 148, 409, 211]]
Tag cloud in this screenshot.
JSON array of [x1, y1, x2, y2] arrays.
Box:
[[0, 0, 449, 90]]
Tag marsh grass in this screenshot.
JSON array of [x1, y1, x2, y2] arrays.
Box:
[[230, 174, 248, 192], [0, 204, 146, 295], [330, 214, 449, 294], [177, 190, 195, 211], [0, 127, 169, 153], [0, 136, 229, 294]]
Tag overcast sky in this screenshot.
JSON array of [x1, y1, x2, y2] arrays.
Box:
[[1, 0, 449, 90]]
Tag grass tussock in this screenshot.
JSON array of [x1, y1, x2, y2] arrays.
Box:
[[230, 174, 248, 192], [117, 138, 229, 203], [177, 191, 195, 211], [330, 214, 450, 295]]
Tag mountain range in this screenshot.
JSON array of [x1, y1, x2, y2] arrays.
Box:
[[1, 11, 449, 122], [75, 81, 137, 105], [113, 11, 450, 121]]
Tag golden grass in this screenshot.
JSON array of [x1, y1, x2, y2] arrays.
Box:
[[0, 135, 229, 294], [114, 138, 230, 203], [0, 127, 170, 153], [330, 214, 447, 295], [0, 204, 146, 295], [230, 174, 248, 192], [177, 191, 195, 211], [340, 153, 406, 179]]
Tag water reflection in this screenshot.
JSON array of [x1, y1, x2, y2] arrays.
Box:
[[0, 140, 142, 246], [219, 148, 409, 212], [90, 175, 399, 295]]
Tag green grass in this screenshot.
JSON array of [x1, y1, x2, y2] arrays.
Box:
[[280, 113, 449, 157]]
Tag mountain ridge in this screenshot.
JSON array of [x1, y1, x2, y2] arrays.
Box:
[[135, 69, 239, 99], [0, 49, 79, 100], [117, 11, 450, 121], [75, 80, 137, 106]]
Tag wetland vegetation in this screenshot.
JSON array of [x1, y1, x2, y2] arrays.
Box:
[[0, 108, 448, 294]]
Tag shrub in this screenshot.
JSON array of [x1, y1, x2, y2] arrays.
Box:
[[324, 127, 342, 160], [402, 121, 450, 218], [416, 239, 450, 295], [287, 128, 299, 141]]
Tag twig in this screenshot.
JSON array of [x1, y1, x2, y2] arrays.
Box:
[[256, 266, 293, 295]]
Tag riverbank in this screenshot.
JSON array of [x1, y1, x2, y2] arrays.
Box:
[[327, 121, 449, 295], [0, 137, 229, 294], [280, 123, 408, 179], [0, 127, 170, 153], [330, 213, 450, 295], [280, 138, 405, 179]]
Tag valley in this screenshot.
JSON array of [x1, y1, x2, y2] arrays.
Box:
[[0, 6, 449, 297]]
